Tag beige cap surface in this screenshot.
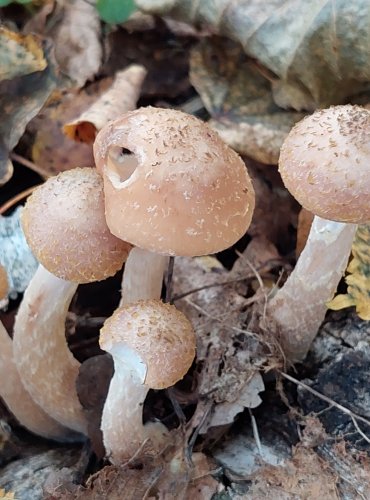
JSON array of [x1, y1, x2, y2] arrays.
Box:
[[93, 107, 255, 256], [100, 300, 196, 389], [22, 168, 132, 283], [279, 105, 370, 223]]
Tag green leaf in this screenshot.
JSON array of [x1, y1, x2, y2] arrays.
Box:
[[96, 0, 137, 24], [0, 0, 32, 5]]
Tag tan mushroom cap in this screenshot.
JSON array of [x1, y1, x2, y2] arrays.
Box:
[[279, 105, 370, 223], [93, 107, 255, 256], [0, 264, 8, 301], [22, 168, 132, 283], [100, 300, 196, 389]]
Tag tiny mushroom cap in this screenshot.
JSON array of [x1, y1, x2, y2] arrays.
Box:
[[279, 105, 370, 223], [100, 299, 196, 389], [0, 264, 8, 301], [21, 167, 132, 283], [93, 107, 255, 257]]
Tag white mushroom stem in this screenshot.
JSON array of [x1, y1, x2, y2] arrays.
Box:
[[0, 320, 77, 441], [120, 248, 169, 306], [101, 350, 167, 464], [13, 265, 87, 435], [267, 216, 356, 363]]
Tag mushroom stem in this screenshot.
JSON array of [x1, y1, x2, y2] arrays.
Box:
[[13, 264, 87, 435], [267, 216, 356, 363], [101, 357, 167, 464], [0, 320, 78, 441], [120, 248, 169, 306]]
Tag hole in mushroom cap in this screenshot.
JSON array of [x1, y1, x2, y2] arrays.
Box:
[[107, 147, 138, 185]]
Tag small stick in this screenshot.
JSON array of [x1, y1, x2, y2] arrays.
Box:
[[10, 152, 50, 179], [281, 372, 370, 431]]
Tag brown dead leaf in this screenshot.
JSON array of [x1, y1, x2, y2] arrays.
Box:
[[29, 82, 111, 175], [172, 254, 281, 437], [64, 65, 147, 144]]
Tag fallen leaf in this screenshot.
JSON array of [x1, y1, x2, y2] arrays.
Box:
[[64, 65, 147, 144], [328, 224, 370, 320], [190, 39, 304, 164], [30, 85, 105, 176], [137, 0, 370, 110], [207, 372, 264, 428], [25, 0, 102, 87], [0, 29, 56, 184], [0, 26, 46, 81], [54, 0, 102, 86]]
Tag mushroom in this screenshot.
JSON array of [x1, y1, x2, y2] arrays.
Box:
[[99, 299, 196, 464], [0, 320, 77, 441], [0, 264, 8, 308], [14, 168, 131, 434], [93, 107, 255, 304], [267, 105, 370, 362]]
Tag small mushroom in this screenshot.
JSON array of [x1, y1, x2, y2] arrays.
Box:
[[99, 299, 196, 464], [93, 107, 255, 304], [14, 168, 132, 434], [268, 105, 370, 362], [0, 320, 77, 441]]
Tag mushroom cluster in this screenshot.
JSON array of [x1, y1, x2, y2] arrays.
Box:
[[0, 107, 255, 461]]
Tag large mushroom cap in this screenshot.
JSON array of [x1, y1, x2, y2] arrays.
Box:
[[100, 300, 196, 389], [279, 105, 370, 223], [93, 107, 255, 256], [22, 168, 132, 283]]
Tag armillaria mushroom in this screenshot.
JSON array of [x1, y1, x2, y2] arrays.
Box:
[[0, 320, 76, 441], [99, 299, 196, 464], [14, 167, 131, 434], [0, 264, 8, 308], [93, 107, 255, 304], [267, 105, 370, 362]]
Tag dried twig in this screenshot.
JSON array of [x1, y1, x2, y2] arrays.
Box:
[[281, 372, 370, 435], [10, 152, 50, 179]]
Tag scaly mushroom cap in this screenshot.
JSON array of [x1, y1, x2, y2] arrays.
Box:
[[21, 168, 132, 283], [93, 107, 255, 256], [100, 300, 196, 389], [0, 264, 8, 301], [279, 105, 370, 223]]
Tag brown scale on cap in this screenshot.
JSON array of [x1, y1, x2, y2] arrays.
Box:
[[279, 105, 370, 223], [21, 167, 132, 283], [94, 107, 255, 256], [100, 299, 196, 389]]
